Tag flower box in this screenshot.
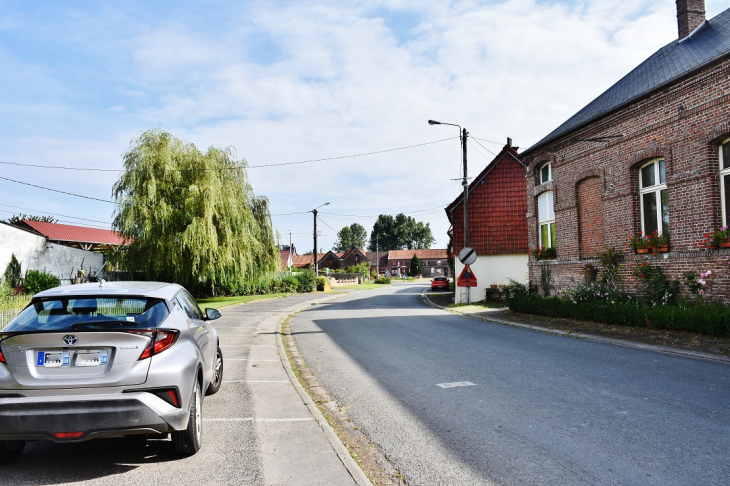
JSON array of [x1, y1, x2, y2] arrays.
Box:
[[720, 241, 730, 249], [656, 244, 669, 253], [636, 248, 650, 254]]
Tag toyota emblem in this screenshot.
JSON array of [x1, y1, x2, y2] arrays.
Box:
[[63, 335, 78, 346]]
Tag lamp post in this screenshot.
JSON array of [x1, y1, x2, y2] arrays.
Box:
[[429, 119, 470, 303], [312, 202, 330, 275]]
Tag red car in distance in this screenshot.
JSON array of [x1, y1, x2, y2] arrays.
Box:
[[431, 277, 449, 291]]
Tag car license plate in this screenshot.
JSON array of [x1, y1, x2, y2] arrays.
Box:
[[75, 350, 108, 367], [37, 351, 69, 368], [36, 350, 107, 367]]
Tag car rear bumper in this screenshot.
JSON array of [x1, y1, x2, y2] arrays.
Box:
[[0, 394, 188, 442]]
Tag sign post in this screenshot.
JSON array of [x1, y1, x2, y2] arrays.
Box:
[[457, 247, 478, 304]]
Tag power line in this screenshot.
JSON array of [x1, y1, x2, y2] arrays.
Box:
[[0, 203, 112, 225], [319, 204, 451, 219], [470, 137, 497, 157], [316, 215, 339, 234], [471, 136, 503, 145], [467, 139, 494, 160], [0, 176, 115, 204], [0, 137, 458, 173]]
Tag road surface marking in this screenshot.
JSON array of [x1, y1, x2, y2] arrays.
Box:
[[436, 381, 476, 388]]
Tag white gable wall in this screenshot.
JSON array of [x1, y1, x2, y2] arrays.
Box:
[[0, 223, 103, 286], [454, 254, 528, 304]]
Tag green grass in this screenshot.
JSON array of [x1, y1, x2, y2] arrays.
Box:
[[196, 293, 291, 308], [334, 282, 389, 290]]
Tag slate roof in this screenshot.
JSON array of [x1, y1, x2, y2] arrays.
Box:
[[523, 7, 730, 155], [20, 220, 128, 247]]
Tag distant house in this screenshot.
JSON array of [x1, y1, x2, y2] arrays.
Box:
[[318, 247, 370, 272], [446, 140, 529, 303], [280, 244, 297, 271], [15, 220, 129, 252], [386, 249, 449, 278], [364, 251, 389, 276]]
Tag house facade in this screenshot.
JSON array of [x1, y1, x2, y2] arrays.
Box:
[[386, 249, 450, 278], [317, 247, 370, 273], [519, 0, 730, 299], [446, 141, 529, 303]]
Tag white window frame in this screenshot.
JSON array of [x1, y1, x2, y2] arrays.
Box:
[[721, 138, 730, 227], [638, 158, 668, 236], [539, 161, 552, 185], [538, 191, 555, 248]]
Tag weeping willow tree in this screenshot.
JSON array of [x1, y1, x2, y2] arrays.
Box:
[[112, 129, 279, 293]]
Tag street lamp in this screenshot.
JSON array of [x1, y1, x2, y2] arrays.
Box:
[[429, 119, 470, 303], [312, 202, 330, 275]]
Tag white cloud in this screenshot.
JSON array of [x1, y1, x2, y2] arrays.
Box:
[[0, 0, 727, 252]]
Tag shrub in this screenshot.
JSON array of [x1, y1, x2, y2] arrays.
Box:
[[295, 270, 315, 293], [2, 254, 22, 289], [315, 276, 329, 292], [374, 277, 391, 284], [598, 246, 622, 288], [506, 293, 730, 336], [23, 270, 60, 294]]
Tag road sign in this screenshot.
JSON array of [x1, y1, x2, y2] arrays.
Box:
[[458, 247, 477, 265], [457, 264, 477, 287]]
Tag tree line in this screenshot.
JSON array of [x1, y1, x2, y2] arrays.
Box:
[[333, 214, 435, 252]]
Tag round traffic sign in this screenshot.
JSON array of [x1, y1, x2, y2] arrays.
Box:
[[458, 247, 477, 265]]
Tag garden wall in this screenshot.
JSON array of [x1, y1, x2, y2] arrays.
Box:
[[0, 222, 103, 286]]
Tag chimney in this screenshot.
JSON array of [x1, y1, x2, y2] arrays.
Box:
[[677, 0, 706, 39]]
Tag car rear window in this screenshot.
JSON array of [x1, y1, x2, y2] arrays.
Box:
[[4, 296, 170, 332]]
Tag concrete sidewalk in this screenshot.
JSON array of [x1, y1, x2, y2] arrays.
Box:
[[241, 294, 371, 486]]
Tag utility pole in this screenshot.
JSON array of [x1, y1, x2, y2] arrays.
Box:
[[376, 235, 379, 277], [429, 119, 470, 304], [313, 210, 318, 275], [311, 202, 330, 276], [288, 230, 292, 273]]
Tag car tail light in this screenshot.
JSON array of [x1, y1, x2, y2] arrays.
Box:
[[53, 432, 84, 439], [0, 349, 5, 365], [148, 388, 181, 407], [129, 329, 179, 360]]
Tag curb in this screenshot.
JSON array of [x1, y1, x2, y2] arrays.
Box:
[[421, 289, 730, 364], [275, 294, 374, 486]]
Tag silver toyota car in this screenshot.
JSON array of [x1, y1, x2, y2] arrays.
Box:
[[0, 281, 224, 464]]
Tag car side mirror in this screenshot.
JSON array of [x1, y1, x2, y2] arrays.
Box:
[[204, 308, 221, 321]]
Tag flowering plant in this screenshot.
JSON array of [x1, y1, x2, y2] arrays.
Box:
[[626, 233, 651, 250], [703, 226, 729, 248], [626, 231, 668, 252], [627, 259, 654, 280], [531, 246, 556, 260], [582, 262, 599, 283], [646, 231, 668, 249], [682, 269, 714, 300]]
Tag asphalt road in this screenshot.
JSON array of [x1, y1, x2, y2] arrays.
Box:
[[0, 293, 329, 486], [292, 282, 730, 486]]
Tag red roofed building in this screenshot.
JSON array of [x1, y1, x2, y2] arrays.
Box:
[[386, 249, 449, 278], [446, 140, 529, 303], [16, 220, 129, 252]]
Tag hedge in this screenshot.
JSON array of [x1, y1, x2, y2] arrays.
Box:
[[508, 294, 730, 336]]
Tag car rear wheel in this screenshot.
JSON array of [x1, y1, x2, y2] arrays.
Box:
[[172, 381, 202, 455], [206, 346, 223, 396], [0, 440, 25, 465]]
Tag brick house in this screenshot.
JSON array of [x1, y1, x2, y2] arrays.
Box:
[[446, 141, 529, 303], [318, 246, 370, 272], [364, 251, 390, 276], [519, 1, 730, 298], [386, 249, 450, 278]]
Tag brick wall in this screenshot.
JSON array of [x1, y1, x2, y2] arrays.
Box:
[[522, 55, 730, 298], [449, 146, 528, 256]]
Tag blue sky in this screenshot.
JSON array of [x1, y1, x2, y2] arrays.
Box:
[[1, 0, 728, 252]]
